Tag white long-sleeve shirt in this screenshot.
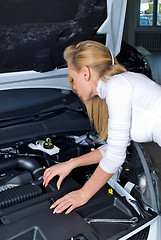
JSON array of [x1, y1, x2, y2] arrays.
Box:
[[97, 72, 161, 173]]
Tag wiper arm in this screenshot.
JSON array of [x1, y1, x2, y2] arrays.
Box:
[[0, 104, 87, 127], [39, 104, 86, 115]]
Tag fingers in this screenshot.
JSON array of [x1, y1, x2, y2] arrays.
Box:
[[43, 167, 56, 187], [50, 190, 88, 215], [50, 195, 75, 214], [43, 168, 51, 186], [65, 205, 74, 214], [50, 195, 67, 210], [43, 161, 72, 188], [43, 167, 63, 189], [57, 177, 63, 190], [53, 200, 72, 214]]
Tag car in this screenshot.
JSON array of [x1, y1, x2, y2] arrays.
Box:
[[0, 0, 160, 240], [140, 16, 151, 26]]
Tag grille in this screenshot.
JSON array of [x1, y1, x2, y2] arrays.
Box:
[[127, 226, 150, 240]]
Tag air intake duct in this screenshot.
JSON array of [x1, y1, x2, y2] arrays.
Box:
[[0, 183, 42, 209], [0, 156, 45, 180]]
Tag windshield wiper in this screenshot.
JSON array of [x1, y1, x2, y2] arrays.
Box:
[[0, 104, 87, 127]]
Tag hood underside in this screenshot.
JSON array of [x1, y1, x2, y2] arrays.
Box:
[[0, 0, 127, 73], [0, 0, 107, 73]]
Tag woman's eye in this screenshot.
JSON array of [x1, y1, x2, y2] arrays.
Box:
[[68, 75, 73, 83]]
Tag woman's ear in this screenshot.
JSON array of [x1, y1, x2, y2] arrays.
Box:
[[82, 66, 90, 81]]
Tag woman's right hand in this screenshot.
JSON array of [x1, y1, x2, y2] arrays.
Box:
[[43, 160, 74, 190]]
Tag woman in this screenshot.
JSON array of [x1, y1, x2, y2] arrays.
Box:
[[43, 40, 161, 214]]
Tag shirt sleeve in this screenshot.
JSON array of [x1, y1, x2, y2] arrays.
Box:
[[99, 76, 132, 173]]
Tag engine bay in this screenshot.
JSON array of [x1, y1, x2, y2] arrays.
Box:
[[0, 134, 102, 209], [0, 134, 157, 240]]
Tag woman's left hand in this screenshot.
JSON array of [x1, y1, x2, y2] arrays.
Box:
[[50, 166, 114, 215], [50, 189, 89, 214]]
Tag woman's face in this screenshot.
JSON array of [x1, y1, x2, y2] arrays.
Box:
[[68, 64, 99, 101]]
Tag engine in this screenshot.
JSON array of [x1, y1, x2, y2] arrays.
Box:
[[0, 134, 101, 209]]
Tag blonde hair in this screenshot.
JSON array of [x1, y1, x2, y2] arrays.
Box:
[[64, 40, 127, 141]]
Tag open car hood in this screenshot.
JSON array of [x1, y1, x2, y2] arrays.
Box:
[[0, 1, 161, 239], [0, 0, 127, 87], [0, 0, 127, 130]]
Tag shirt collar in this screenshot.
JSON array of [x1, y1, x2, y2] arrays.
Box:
[[96, 78, 108, 99]]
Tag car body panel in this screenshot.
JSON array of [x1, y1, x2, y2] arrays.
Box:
[[0, 68, 69, 91], [0, 0, 160, 239], [98, 0, 127, 56]]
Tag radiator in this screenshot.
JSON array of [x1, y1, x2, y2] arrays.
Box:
[[135, 31, 161, 50]]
